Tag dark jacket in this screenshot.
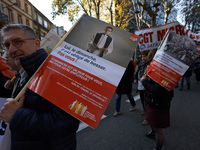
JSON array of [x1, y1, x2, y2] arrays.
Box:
[[116, 61, 134, 94], [0, 71, 12, 98], [134, 61, 149, 81], [134, 61, 149, 92], [193, 60, 200, 74], [94, 33, 112, 48], [9, 49, 79, 150], [184, 67, 193, 76], [142, 78, 174, 109]]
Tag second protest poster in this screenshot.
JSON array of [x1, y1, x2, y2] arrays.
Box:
[[146, 31, 200, 91]]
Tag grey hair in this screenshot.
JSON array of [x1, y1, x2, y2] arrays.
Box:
[[1, 24, 37, 39]]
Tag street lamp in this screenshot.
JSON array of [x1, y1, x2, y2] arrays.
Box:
[[2, 3, 18, 11], [146, 2, 161, 26], [133, 2, 161, 28], [0, 2, 18, 23]]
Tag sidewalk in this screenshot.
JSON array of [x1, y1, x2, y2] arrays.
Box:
[[76, 74, 200, 150]]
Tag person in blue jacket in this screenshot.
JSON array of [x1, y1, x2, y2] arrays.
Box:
[[0, 24, 79, 150]]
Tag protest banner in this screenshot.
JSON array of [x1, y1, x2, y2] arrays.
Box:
[[27, 14, 137, 129], [134, 21, 200, 51], [0, 57, 16, 79], [146, 31, 200, 91]]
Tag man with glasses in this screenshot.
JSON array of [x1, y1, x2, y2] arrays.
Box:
[[87, 26, 113, 57], [0, 24, 79, 150]]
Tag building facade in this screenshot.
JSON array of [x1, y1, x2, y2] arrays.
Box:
[[0, 0, 55, 55], [0, 0, 33, 29], [31, 5, 55, 40]]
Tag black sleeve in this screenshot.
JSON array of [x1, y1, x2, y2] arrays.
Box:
[[0, 72, 12, 98]]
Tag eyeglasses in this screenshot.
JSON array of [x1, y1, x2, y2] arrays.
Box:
[[4, 57, 12, 61], [2, 38, 35, 51], [4, 57, 12, 63]]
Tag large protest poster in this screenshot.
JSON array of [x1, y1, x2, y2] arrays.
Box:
[[146, 31, 200, 91], [27, 15, 137, 129], [134, 21, 200, 51], [0, 57, 16, 79]]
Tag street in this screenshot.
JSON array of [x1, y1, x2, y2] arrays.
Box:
[[76, 74, 200, 150]]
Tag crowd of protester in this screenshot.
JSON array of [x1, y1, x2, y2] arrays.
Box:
[[0, 23, 200, 150]]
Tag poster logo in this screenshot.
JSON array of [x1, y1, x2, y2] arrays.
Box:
[[130, 34, 139, 42], [69, 100, 87, 116]]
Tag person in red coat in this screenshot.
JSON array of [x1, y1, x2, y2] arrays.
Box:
[[141, 75, 174, 150]]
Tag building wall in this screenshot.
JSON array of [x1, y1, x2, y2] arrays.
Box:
[[0, 0, 55, 39], [31, 5, 55, 40], [0, 0, 33, 28]]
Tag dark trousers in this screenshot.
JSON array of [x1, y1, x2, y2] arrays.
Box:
[[179, 75, 191, 90], [115, 94, 136, 112]]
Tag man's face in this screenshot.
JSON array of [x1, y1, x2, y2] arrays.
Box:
[[3, 29, 40, 65], [141, 55, 148, 62], [104, 28, 112, 35], [5, 52, 21, 71]]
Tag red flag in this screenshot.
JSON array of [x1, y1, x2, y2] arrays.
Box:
[[0, 57, 16, 78], [196, 45, 200, 51]]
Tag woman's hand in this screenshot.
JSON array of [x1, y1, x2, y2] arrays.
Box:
[[140, 75, 148, 82]]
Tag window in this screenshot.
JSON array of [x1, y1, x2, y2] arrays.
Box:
[[41, 33, 45, 39], [8, 9, 13, 22], [48, 23, 51, 29], [26, 19, 29, 26], [16, 0, 21, 7], [35, 31, 39, 37], [18, 14, 22, 24], [44, 20, 48, 29], [1, 4, 4, 12], [38, 15, 43, 25], [34, 12, 37, 21], [25, 3, 28, 13]]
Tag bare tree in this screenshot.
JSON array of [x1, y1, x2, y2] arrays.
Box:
[[103, 0, 114, 25], [51, 0, 180, 31], [131, 0, 179, 28], [180, 0, 200, 32]]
